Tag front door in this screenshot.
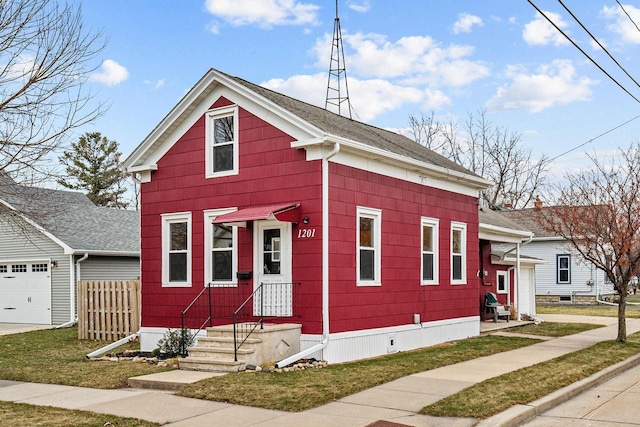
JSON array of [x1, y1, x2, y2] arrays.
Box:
[[255, 221, 292, 316]]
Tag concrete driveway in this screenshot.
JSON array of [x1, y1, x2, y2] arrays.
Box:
[[0, 323, 54, 336]]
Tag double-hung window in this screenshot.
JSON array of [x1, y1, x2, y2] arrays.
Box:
[[204, 209, 238, 286], [497, 270, 508, 294], [451, 222, 467, 284], [205, 106, 238, 178], [357, 207, 381, 286], [162, 212, 192, 287], [557, 254, 571, 284], [421, 217, 439, 285]]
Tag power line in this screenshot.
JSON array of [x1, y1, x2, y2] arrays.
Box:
[[558, 0, 640, 91], [616, 0, 640, 35], [527, 0, 640, 105], [547, 113, 640, 163]]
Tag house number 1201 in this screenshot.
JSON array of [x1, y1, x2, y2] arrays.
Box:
[[297, 228, 316, 239]]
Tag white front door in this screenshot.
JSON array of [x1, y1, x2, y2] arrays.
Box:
[[519, 267, 535, 317], [255, 221, 292, 316]]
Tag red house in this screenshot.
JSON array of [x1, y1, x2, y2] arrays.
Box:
[[124, 68, 505, 367]]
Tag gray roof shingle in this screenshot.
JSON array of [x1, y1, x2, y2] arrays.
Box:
[[1, 176, 139, 254], [222, 71, 480, 178]]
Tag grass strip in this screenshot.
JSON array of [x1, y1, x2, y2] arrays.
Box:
[[513, 322, 602, 337], [0, 401, 158, 427], [537, 304, 640, 318], [178, 335, 539, 412], [0, 327, 172, 389], [421, 333, 640, 419]]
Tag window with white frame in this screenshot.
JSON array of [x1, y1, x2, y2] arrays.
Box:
[[162, 212, 192, 287], [557, 254, 571, 284], [357, 207, 381, 286], [497, 270, 508, 294], [421, 217, 439, 285], [204, 209, 238, 286], [205, 106, 238, 178], [451, 222, 467, 284]]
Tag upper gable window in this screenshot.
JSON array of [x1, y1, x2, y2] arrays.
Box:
[[205, 106, 239, 178]]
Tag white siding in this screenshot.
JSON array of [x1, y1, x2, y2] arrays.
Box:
[[299, 316, 479, 364], [0, 215, 70, 325], [495, 240, 611, 298]]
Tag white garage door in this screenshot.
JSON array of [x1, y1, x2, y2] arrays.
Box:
[[0, 261, 51, 324]]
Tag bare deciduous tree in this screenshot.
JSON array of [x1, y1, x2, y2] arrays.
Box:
[[536, 144, 640, 342], [409, 109, 550, 209], [0, 0, 106, 230], [0, 0, 105, 183]]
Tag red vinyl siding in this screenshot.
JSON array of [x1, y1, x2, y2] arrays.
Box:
[[328, 162, 480, 333], [139, 97, 323, 332], [139, 95, 482, 336]]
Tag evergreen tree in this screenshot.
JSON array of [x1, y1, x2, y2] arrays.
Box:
[[58, 132, 129, 208]]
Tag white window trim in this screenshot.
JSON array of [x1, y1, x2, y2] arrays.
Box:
[[357, 206, 382, 287], [557, 254, 571, 284], [204, 208, 238, 287], [450, 221, 467, 285], [161, 212, 192, 287], [205, 105, 239, 179], [421, 217, 439, 285], [497, 270, 509, 294]]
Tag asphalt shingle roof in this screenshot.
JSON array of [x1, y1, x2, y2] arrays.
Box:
[[0, 174, 139, 254], [222, 71, 479, 178]]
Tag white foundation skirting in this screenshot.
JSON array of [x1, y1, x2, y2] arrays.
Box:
[[140, 316, 480, 363], [300, 316, 480, 364]]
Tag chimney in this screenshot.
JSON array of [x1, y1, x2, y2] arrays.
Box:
[[534, 196, 542, 209]]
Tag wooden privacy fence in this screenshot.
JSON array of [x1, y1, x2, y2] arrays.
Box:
[[78, 280, 141, 340]]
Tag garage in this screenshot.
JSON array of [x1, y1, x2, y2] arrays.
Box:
[[0, 260, 51, 324]]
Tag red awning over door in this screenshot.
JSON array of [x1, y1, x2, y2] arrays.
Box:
[[212, 203, 300, 227]]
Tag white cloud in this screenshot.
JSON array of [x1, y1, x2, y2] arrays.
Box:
[[144, 79, 166, 90], [602, 4, 640, 44], [261, 73, 425, 122], [89, 60, 128, 86], [203, 0, 320, 29], [485, 60, 597, 113], [311, 32, 490, 87], [523, 11, 569, 46], [347, 0, 370, 13], [422, 89, 452, 110], [453, 13, 483, 34]]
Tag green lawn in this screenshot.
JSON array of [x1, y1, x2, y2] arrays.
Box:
[[421, 332, 640, 418], [0, 401, 158, 427], [0, 327, 173, 388], [178, 334, 541, 411]]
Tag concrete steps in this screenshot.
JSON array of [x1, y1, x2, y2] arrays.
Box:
[[179, 323, 302, 373]]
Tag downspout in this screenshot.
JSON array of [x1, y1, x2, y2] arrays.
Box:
[[276, 141, 339, 368], [59, 252, 88, 329]]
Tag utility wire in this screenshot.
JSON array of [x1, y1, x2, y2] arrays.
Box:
[[616, 0, 640, 35], [547, 113, 640, 163], [558, 0, 640, 90], [527, 0, 640, 104]]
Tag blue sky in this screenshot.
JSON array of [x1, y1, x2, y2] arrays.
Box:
[[79, 1, 640, 180]]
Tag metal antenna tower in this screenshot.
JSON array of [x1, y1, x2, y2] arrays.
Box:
[[325, 0, 353, 119]]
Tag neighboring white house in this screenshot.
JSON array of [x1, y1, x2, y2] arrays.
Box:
[[497, 206, 614, 304], [0, 173, 140, 325]]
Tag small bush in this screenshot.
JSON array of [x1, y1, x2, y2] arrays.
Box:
[[156, 328, 195, 357]]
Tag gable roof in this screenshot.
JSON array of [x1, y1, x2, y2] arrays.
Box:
[[496, 208, 556, 239], [478, 207, 533, 243], [124, 68, 490, 191], [0, 177, 139, 256]]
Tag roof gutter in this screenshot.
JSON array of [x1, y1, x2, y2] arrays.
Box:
[[276, 140, 339, 368]]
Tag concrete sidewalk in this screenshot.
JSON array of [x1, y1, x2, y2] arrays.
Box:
[[0, 316, 638, 426]]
